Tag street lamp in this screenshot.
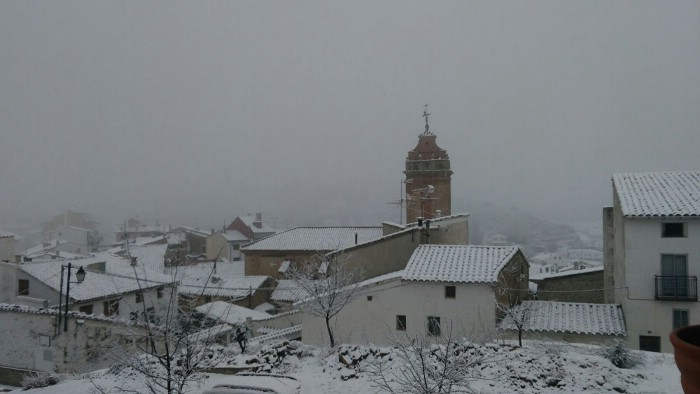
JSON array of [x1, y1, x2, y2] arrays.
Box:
[[58, 263, 86, 332]]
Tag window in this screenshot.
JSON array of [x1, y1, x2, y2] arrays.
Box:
[[145, 307, 156, 324], [135, 292, 143, 303], [233, 243, 240, 250], [18, 279, 29, 296], [79, 304, 93, 315], [661, 254, 689, 297], [104, 300, 119, 316], [445, 286, 456, 299], [427, 316, 441, 336], [396, 315, 407, 331], [662, 223, 686, 238], [367, 295, 373, 301], [157, 287, 164, 299], [639, 336, 661, 352], [674, 309, 689, 330], [129, 311, 139, 321], [201, 246, 206, 254]]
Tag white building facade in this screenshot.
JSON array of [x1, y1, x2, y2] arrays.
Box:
[[301, 244, 528, 346], [604, 171, 700, 352]]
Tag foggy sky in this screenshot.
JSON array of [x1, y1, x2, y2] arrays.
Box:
[[1, 1, 699, 230]]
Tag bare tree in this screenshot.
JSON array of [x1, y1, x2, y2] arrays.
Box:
[[94, 231, 231, 394], [496, 300, 538, 347], [366, 322, 490, 394], [286, 252, 361, 348], [494, 264, 533, 347]]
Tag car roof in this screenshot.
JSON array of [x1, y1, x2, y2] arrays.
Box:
[[204, 373, 300, 394]]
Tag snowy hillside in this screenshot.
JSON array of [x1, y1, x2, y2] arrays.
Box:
[[14, 340, 680, 394]]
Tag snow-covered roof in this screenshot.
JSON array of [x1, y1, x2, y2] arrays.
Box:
[[22, 239, 70, 257], [91, 253, 173, 284], [358, 270, 404, 288], [170, 226, 211, 238], [529, 252, 566, 264], [105, 236, 168, 254], [178, 274, 269, 299], [168, 260, 244, 280], [529, 266, 603, 281], [238, 215, 277, 234], [195, 301, 270, 325], [254, 302, 276, 313], [500, 301, 626, 336], [271, 280, 310, 302], [242, 227, 383, 252], [119, 244, 168, 273], [30, 250, 83, 262], [613, 171, 700, 218], [221, 230, 248, 242], [402, 245, 520, 284], [20, 255, 175, 303]]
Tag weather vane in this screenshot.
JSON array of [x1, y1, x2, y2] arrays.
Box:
[[422, 104, 431, 134]]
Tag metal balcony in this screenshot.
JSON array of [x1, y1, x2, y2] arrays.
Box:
[[655, 276, 698, 301]]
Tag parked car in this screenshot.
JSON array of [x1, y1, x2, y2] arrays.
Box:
[[202, 373, 301, 394]]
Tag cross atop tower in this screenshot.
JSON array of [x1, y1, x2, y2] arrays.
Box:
[[422, 104, 431, 134]]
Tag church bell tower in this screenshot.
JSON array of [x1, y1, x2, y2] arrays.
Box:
[[404, 105, 453, 223]]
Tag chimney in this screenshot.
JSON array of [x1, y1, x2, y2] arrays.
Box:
[[211, 228, 215, 235], [253, 213, 262, 229], [130, 256, 137, 266]]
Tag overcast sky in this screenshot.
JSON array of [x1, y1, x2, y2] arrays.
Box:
[[1, 1, 699, 229]]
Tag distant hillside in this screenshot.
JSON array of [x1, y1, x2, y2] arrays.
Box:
[[459, 201, 596, 258]]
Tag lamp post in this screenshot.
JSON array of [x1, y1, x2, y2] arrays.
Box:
[[60, 263, 86, 332]]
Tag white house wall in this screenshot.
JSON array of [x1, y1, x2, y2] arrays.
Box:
[[0, 262, 177, 323], [620, 218, 700, 352], [44, 227, 90, 254], [301, 279, 496, 347]]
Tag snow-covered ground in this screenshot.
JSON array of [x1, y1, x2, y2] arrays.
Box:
[[13, 340, 681, 394]]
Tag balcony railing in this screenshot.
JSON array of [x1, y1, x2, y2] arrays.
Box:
[[655, 276, 698, 301]]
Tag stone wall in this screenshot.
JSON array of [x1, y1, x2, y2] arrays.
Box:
[[533, 270, 604, 304], [499, 329, 622, 346], [0, 305, 151, 382]]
